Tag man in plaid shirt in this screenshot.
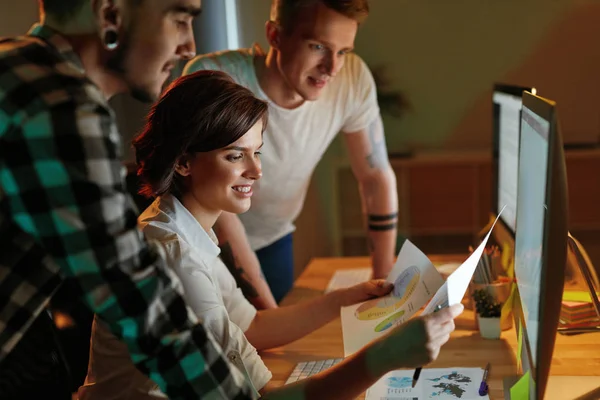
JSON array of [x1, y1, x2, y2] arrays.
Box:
[[0, 0, 254, 398]]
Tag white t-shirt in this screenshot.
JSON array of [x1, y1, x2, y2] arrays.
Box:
[[184, 48, 380, 250], [78, 195, 271, 400]]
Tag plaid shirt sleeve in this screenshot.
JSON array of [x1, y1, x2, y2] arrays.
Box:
[[0, 74, 254, 399]]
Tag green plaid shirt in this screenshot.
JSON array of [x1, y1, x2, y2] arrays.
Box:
[[0, 24, 253, 399]]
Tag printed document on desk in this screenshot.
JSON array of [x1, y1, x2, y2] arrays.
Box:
[[341, 207, 505, 356], [340, 239, 445, 356], [365, 368, 489, 400]]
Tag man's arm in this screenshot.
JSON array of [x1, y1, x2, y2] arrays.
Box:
[[344, 114, 398, 278], [1, 103, 252, 399], [214, 212, 278, 309], [263, 304, 463, 399]]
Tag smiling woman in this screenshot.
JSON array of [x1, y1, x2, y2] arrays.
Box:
[[134, 69, 268, 204], [78, 70, 271, 399]]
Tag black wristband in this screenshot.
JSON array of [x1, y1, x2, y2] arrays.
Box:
[[368, 212, 398, 222], [368, 222, 397, 231]]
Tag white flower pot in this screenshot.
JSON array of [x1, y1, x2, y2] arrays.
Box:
[[477, 315, 501, 339]]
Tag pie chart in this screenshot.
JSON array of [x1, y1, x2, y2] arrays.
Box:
[[354, 265, 420, 321], [374, 309, 406, 332]]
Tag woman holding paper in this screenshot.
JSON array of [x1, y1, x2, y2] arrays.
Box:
[[80, 71, 463, 399]]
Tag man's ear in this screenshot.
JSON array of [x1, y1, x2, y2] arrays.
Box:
[[265, 20, 282, 50], [93, 0, 123, 42], [174, 156, 192, 177]]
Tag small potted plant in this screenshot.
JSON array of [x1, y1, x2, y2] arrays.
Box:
[[473, 289, 502, 339]]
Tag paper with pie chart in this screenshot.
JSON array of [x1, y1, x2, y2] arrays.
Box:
[[341, 239, 445, 356], [341, 207, 505, 357]]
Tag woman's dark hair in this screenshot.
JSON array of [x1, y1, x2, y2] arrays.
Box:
[[133, 70, 268, 198]]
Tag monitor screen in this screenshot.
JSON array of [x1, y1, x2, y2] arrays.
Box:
[[514, 105, 551, 367], [493, 91, 524, 233]]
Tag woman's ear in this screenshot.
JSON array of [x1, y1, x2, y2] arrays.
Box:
[[174, 155, 192, 177], [265, 20, 282, 50]]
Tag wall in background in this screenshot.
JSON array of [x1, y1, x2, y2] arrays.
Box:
[[235, 0, 271, 50], [354, 0, 600, 152], [0, 1, 38, 37], [449, 2, 600, 149]]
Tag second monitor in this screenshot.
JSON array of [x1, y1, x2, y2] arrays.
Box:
[[492, 83, 535, 235]]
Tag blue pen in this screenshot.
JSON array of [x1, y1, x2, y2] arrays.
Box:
[[479, 362, 490, 396]]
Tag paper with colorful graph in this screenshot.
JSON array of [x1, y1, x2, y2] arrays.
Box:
[[341, 206, 505, 357], [341, 239, 445, 356]]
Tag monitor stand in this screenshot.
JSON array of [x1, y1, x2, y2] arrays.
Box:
[[558, 233, 600, 335]]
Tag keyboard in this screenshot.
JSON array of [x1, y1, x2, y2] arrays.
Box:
[[324, 268, 372, 293], [285, 358, 344, 384]]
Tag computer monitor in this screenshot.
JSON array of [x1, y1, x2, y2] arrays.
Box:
[[512, 91, 569, 399], [492, 83, 535, 235]]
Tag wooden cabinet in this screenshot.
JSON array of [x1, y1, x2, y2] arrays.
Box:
[[331, 149, 600, 260], [565, 151, 600, 230]]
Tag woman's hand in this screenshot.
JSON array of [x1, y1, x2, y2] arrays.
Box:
[[339, 279, 393, 307]]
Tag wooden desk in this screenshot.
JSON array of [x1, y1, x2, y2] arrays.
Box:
[[261, 257, 600, 399]]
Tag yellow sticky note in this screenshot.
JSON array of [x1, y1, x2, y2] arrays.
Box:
[[516, 320, 523, 373], [510, 370, 530, 400], [501, 243, 511, 269], [501, 283, 516, 326], [501, 243, 515, 278], [562, 291, 594, 303]]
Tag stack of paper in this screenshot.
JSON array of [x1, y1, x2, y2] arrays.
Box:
[[560, 300, 599, 329]]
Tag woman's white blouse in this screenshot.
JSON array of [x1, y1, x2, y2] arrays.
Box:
[[78, 195, 271, 400]]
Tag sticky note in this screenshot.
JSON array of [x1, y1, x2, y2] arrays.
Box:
[[562, 291, 595, 303], [501, 243, 515, 278], [510, 370, 530, 400], [501, 283, 516, 327], [501, 243, 510, 270], [516, 320, 523, 372]]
